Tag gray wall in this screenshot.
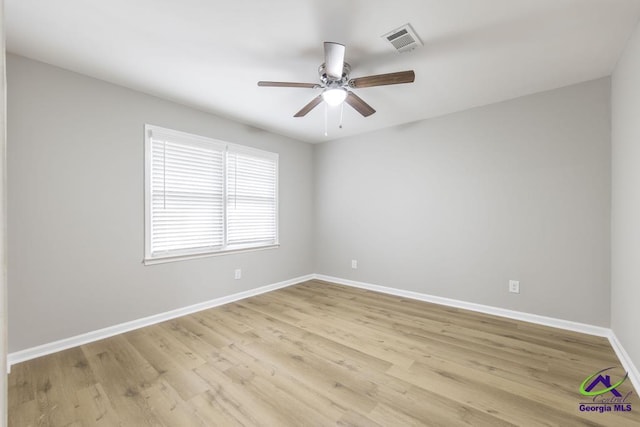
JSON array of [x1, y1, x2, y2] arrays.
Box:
[[612, 20, 640, 373], [7, 54, 314, 352], [315, 78, 611, 326], [1, 3, 8, 422]]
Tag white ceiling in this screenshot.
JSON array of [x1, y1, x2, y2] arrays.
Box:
[[6, 0, 640, 143]]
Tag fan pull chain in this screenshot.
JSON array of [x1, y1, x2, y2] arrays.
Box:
[[324, 102, 328, 137], [339, 102, 344, 129]]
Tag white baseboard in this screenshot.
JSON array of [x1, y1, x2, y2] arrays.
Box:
[[608, 331, 640, 395], [8, 271, 639, 394], [7, 274, 314, 370], [314, 274, 610, 337]]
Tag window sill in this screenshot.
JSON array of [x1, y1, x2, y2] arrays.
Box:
[[143, 244, 280, 265]]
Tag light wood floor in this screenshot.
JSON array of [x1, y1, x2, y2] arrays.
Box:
[[8, 280, 640, 426]]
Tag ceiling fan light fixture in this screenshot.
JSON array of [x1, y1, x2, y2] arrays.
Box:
[[322, 88, 347, 106], [258, 41, 415, 118]]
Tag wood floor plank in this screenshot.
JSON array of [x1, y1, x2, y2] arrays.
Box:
[[7, 399, 39, 427], [9, 280, 640, 426], [83, 335, 158, 388], [83, 349, 162, 426], [235, 301, 510, 426], [142, 378, 207, 427], [124, 328, 210, 401], [74, 383, 123, 426], [7, 360, 34, 410], [31, 350, 81, 426], [337, 409, 383, 427], [192, 361, 292, 426]]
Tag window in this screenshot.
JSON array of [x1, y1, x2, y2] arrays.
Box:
[[144, 125, 278, 264]]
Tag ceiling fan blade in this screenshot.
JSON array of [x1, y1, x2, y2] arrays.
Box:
[[324, 42, 345, 79], [348, 70, 415, 88], [258, 81, 319, 88], [294, 95, 323, 117], [345, 92, 376, 117]]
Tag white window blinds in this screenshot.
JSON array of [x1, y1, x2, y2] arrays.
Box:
[[227, 149, 278, 246], [145, 125, 278, 263]]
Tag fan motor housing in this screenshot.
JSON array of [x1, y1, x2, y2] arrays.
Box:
[[319, 62, 351, 86]]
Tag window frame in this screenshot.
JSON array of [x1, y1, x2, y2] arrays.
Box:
[[144, 124, 279, 265]]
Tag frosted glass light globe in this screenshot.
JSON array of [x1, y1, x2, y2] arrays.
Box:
[[322, 88, 347, 106]]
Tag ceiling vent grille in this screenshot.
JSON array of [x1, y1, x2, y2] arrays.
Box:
[[382, 23, 423, 53]]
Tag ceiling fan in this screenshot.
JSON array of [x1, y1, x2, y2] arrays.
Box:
[[258, 42, 415, 118]]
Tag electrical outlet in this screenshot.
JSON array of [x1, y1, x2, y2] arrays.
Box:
[[234, 269, 242, 280], [509, 280, 520, 294], [351, 260, 358, 269]]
